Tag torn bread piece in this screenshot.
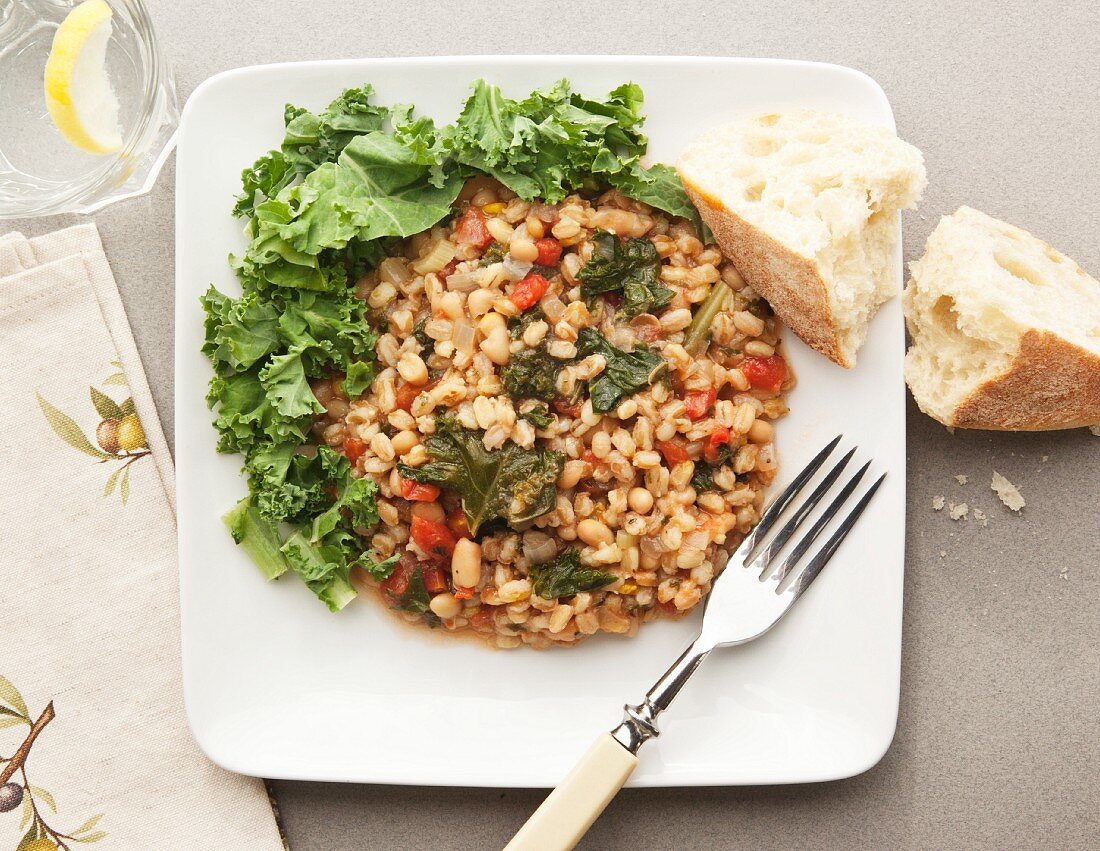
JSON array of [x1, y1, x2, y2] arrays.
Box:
[[904, 207, 1100, 430], [678, 110, 926, 367]]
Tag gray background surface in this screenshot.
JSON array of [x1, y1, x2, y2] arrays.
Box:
[[8, 0, 1099, 848]]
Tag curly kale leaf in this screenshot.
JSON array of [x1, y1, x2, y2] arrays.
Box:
[[529, 548, 615, 599], [576, 328, 666, 413], [519, 403, 555, 430], [501, 345, 560, 402], [397, 418, 563, 535], [577, 231, 672, 318]]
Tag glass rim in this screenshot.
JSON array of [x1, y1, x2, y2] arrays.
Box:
[[5, 0, 178, 217]]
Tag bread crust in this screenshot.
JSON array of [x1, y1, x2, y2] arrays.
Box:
[[681, 177, 850, 367], [948, 330, 1100, 430]]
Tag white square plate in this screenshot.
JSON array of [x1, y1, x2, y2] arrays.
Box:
[[175, 56, 905, 787]]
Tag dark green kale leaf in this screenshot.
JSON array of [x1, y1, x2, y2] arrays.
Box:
[[413, 318, 433, 348], [395, 566, 430, 613], [480, 242, 507, 266], [508, 305, 545, 340], [577, 231, 672, 318], [519, 402, 554, 430], [501, 344, 559, 402], [690, 463, 717, 493], [397, 418, 564, 535], [576, 328, 667, 413], [529, 548, 615, 599]]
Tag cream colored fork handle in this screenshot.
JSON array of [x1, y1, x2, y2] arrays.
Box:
[[504, 733, 638, 851]]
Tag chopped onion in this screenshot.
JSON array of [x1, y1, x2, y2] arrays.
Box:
[[639, 536, 663, 558], [503, 254, 533, 281], [541, 295, 566, 324], [445, 269, 483, 292], [523, 533, 558, 565], [411, 239, 456, 275], [453, 317, 475, 354]]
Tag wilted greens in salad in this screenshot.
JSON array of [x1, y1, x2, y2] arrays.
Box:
[[203, 78, 704, 610]]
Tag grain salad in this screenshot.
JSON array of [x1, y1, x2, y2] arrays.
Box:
[[314, 178, 792, 648]]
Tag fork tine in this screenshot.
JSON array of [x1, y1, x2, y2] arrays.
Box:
[[746, 447, 856, 578], [786, 473, 887, 601], [771, 461, 871, 587], [736, 434, 842, 558]]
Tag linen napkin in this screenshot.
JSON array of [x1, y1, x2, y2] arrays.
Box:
[[0, 224, 286, 850]]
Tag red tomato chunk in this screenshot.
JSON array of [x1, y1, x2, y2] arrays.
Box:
[[683, 388, 716, 420], [657, 439, 690, 466], [379, 559, 413, 597], [421, 565, 448, 595], [534, 237, 562, 267], [400, 478, 440, 502], [410, 514, 457, 559], [704, 426, 731, 462], [453, 206, 493, 250], [446, 506, 470, 539], [342, 436, 366, 464], [740, 355, 787, 392], [510, 273, 549, 311]]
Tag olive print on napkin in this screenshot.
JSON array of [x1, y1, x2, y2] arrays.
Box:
[[0, 675, 106, 849], [36, 363, 150, 504]]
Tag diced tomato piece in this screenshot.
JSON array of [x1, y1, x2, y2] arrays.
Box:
[[379, 559, 413, 597], [396, 378, 436, 412], [343, 436, 367, 464], [657, 439, 690, 466], [510, 273, 550, 312], [410, 514, 457, 559], [658, 599, 679, 616], [469, 606, 498, 630], [581, 449, 599, 465], [683, 388, 717, 420], [554, 400, 582, 419], [421, 565, 448, 595], [534, 237, 562, 267], [704, 426, 731, 463], [740, 355, 788, 392], [400, 478, 440, 502], [446, 506, 470, 539], [395, 381, 421, 412], [453, 585, 475, 600], [453, 206, 493, 250]]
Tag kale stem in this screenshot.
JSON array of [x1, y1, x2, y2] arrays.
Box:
[[683, 280, 732, 356]]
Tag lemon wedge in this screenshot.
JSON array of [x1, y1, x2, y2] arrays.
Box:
[[44, 0, 123, 155]]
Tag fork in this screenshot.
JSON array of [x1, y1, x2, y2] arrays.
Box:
[[505, 436, 885, 851]]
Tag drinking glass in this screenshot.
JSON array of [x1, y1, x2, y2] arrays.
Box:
[[0, 0, 178, 217]]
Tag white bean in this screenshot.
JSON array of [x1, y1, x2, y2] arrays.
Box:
[[451, 538, 482, 588]]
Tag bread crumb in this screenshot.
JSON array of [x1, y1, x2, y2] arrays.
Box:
[[1041, 455, 1049, 462], [1059, 565, 1070, 581], [945, 426, 955, 435], [932, 495, 945, 511], [972, 507, 988, 527], [1089, 425, 1100, 437], [955, 474, 968, 485], [991, 472, 1025, 511], [949, 502, 969, 520], [939, 550, 947, 558]]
